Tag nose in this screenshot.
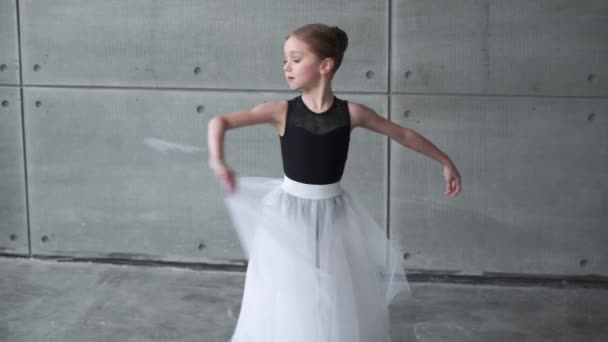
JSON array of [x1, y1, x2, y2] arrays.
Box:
[[283, 62, 291, 72]]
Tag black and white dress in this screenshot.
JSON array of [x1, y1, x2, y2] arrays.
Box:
[[223, 95, 411, 342]]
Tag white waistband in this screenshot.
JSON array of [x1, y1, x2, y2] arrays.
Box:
[[281, 175, 343, 199]]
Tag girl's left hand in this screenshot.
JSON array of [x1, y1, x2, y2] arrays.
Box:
[[443, 163, 462, 198]]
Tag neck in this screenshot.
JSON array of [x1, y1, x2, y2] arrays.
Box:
[[300, 79, 334, 113]]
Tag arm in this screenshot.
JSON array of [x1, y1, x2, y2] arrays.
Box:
[[207, 100, 285, 194], [349, 102, 461, 197]]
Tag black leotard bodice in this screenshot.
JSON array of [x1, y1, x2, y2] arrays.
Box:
[[279, 95, 351, 185]]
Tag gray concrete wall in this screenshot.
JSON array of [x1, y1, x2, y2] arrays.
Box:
[[1, 0, 607, 279]]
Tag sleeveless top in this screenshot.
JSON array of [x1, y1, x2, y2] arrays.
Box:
[[279, 95, 351, 185]]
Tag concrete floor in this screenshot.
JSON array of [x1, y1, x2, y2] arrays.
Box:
[[1, 257, 606, 342]]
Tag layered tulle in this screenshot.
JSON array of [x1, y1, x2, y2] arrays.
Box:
[[223, 176, 411, 342]]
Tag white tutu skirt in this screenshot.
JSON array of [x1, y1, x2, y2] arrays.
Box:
[[223, 175, 411, 342]]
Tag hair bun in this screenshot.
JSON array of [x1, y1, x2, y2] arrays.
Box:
[[332, 26, 349, 53]]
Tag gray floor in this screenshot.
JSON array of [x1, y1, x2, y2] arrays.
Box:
[[1, 257, 606, 342]]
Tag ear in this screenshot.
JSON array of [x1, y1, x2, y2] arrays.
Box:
[[319, 57, 334, 76]]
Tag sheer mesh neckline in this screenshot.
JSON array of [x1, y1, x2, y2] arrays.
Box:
[[286, 95, 350, 136], [299, 95, 336, 115]]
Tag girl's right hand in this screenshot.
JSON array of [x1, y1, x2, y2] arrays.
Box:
[[209, 160, 237, 196]]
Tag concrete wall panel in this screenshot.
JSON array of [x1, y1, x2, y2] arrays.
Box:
[[24, 87, 250, 262], [389, 94, 608, 276], [0, 87, 27, 254], [20, 0, 388, 92], [0, 0, 20, 85], [392, 0, 608, 96], [23, 88, 388, 262]]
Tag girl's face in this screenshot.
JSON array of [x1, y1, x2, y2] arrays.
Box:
[[283, 36, 325, 90]]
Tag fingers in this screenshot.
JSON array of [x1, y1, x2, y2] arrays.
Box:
[[212, 165, 237, 196], [445, 177, 462, 197], [445, 177, 451, 195], [227, 174, 236, 194], [223, 170, 237, 196], [451, 179, 460, 197], [452, 178, 461, 197]]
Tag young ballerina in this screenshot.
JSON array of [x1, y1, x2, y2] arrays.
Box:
[[208, 23, 461, 342]]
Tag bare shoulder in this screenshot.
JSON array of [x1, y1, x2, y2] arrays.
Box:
[[253, 100, 288, 135], [251, 100, 288, 120], [218, 99, 287, 130], [347, 101, 377, 129], [346, 100, 405, 139]]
